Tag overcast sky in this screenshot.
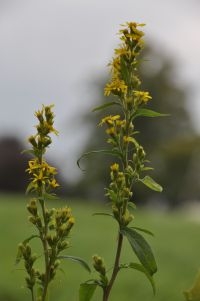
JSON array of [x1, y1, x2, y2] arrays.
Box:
[[0, 0, 200, 180]]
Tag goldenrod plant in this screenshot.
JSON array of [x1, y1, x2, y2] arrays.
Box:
[[78, 22, 165, 301], [16, 105, 90, 301]]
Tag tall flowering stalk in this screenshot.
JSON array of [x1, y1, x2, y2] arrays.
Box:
[[79, 22, 164, 301], [17, 105, 89, 301]]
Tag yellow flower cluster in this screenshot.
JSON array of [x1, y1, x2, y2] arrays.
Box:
[[27, 159, 59, 190], [104, 22, 151, 107], [99, 114, 127, 145], [133, 90, 152, 105], [104, 78, 127, 96], [26, 105, 59, 193]]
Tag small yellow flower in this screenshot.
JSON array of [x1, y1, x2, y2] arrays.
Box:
[[110, 163, 119, 172], [50, 178, 60, 188], [104, 79, 127, 96], [134, 91, 152, 104], [99, 115, 120, 126], [116, 119, 126, 127], [106, 127, 116, 136], [123, 136, 132, 143]]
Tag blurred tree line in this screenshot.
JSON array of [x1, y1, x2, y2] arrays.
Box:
[[75, 46, 200, 207], [1, 45, 200, 207]]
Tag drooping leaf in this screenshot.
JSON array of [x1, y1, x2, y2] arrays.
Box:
[[79, 283, 97, 301], [120, 262, 156, 294], [77, 149, 122, 170], [132, 108, 169, 119], [120, 226, 157, 276], [130, 226, 154, 236], [139, 176, 163, 192], [23, 235, 40, 245], [129, 263, 156, 294], [92, 101, 120, 112], [58, 255, 91, 273]]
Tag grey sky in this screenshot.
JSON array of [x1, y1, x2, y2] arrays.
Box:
[[0, 0, 200, 180]]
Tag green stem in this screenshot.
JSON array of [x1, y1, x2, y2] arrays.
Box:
[[31, 288, 35, 301], [40, 197, 50, 301], [103, 231, 123, 301]]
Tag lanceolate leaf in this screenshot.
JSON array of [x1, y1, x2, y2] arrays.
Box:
[[58, 255, 91, 273], [129, 262, 156, 294], [120, 226, 157, 276], [139, 176, 163, 192], [130, 226, 154, 237], [92, 101, 120, 112], [77, 149, 122, 170], [132, 108, 169, 119], [79, 283, 97, 301]]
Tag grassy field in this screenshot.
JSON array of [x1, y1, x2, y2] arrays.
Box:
[[0, 194, 200, 301]]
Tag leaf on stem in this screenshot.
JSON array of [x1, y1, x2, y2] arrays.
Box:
[[120, 262, 156, 294], [77, 149, 122, 170], [132, 108, 169, 119], [57, 255, 91, 273], [92, 101, 120, 112], [120, 227, 157, 276], [130, 226, 154, 236], [79, 283, 97, 301], [139, 175, 163, 192]]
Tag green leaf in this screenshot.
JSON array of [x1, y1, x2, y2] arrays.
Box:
[[43, 192, 59, 200], [120, 262, 156, 294], [139, 176, 163, 192], [92, 101, 120, 112], [129, 262, 156, 294], [79, 283, 97, 301], [58, 255, 91, 273], [127, 201, 137, 212], [77, 149, 122, 170], [132, 108, 169, 119], [120, 226, 157, 276], [93, 212, 113, 218], [130, 226, 154, 237]]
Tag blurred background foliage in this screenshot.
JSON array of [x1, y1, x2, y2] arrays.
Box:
[[0, 44, 200, 208]]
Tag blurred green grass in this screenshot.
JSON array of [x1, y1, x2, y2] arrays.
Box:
[[0, 194, 200, 301]]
